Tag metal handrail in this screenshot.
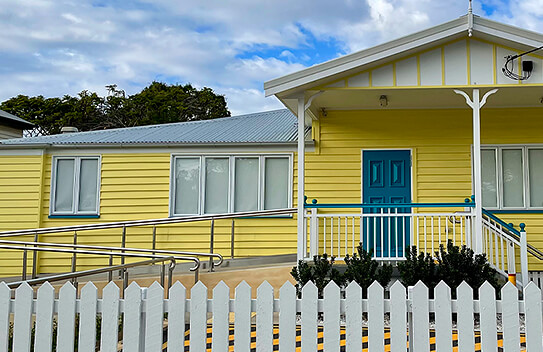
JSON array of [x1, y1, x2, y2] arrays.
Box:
[[0, 243, 199, 270], [0, 208, 297, 237], [6, 257, 176, 289], [0, 239, 223, 267]]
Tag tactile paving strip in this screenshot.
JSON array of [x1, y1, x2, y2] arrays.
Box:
[[164, 325, 527, 351]]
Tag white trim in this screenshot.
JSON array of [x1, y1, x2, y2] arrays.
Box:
[[265, 16, 543, 97], [169, 153, 293, 217], [0, 149, 44, 156], [40, 145, 307, 155], [49, 155, 101, 216]]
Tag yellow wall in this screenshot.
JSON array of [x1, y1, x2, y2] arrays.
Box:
[[2, 107, 543, 276], [0, 152, 298, 276], [309, 107, 543, 269]]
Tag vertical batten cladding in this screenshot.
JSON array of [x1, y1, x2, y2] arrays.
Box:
[[35, 152, 298, 274]]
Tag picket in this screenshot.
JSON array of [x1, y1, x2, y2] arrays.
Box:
[[434, 281, 453, 352], [0, 283, 9, 352], [212, 281, 230, 352], [57, 282, 77, 352], [279, 282, 296, 352], [100, 282, 120, 352], [123, 282, 143, 352], [168, 281, 187, 352], [234, 281, 251, 352], [367, 281, 383, 352], [411, 281, 430, 352], [2, 279, 543, 352], [389, 281, 407, 352], [524, 282, 543, 352], [12, 283, 33, 352], [301, 282, 318, 352], [34, 282, 55, 352], [479, 281, 498, 352], [145, 281, 164, 352], [501, 282, 520, 352], [256, 281, 274, 352], [323, 282, 340, 352], [190, 281, 208, 352], [457, 281, 475, 352]]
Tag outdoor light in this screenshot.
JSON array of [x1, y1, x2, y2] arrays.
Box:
[[379, 95, 388, 107]]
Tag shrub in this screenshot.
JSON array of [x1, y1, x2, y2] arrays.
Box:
[[398, 240, 502, 295], [290, 254, 344, 298], [436, 240, 500, 291], [397, 245, 440, 290], [343, 244, 393, 296]]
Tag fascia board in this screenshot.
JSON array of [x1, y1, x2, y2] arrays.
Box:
[[474, 17, 543, 47], [264, 17, 468, 97]]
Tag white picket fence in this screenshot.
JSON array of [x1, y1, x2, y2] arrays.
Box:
[[1, 280, 543, 352]]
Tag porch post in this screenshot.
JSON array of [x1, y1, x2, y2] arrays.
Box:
[[297, 96, 306, 261], [454, 88, 498, 254], [472, 89, 483, 254]]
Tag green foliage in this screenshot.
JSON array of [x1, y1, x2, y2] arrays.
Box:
[[398, 240, 501, 293], [436, 240, 500, 290], [397, 245, 440, 289], [290, 254, 344, 298], [343, 244, 392, 296], [0, 82, 230, 135]]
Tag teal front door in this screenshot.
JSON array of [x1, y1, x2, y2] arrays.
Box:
[[362, 150, 411, 257]]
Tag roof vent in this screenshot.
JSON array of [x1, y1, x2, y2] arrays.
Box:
[[61, 126, 79, 134]]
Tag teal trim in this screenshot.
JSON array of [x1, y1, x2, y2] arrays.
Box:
[[305, 202, 475, 209], [48, 215, 100, 219], [482, 209, 520, 236], [488, 209, 543, 214]]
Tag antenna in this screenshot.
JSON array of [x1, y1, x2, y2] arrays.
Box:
[[467, 0, 473, 37]]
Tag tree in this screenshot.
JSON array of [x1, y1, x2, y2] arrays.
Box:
[[0, 82, 230, 135]]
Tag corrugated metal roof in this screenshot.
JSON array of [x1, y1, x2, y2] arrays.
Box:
[[0, 109, 309, 146], [0, 109, 34, 128]]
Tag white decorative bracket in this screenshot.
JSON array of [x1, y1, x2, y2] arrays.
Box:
[[304, 90, 324, 111], [454, 88, 498, 108]]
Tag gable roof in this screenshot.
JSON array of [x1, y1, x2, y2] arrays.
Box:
[[264, 15, 543, 97], [0, 110, 34, 129], [0, 109, 308, 147]]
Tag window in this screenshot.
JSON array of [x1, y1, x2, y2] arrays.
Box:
[[50, 156, 101, 215], [170, 155, 292, 215], [481, 146, 543, 209]]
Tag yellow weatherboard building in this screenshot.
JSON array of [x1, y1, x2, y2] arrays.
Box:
[[1, 13, 543, 286]]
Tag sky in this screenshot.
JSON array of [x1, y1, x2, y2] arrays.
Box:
[[0, 0, 542, 116]]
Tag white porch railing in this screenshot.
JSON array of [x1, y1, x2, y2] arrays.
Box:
[[481, 210, 543, 287], [304, 201, 539, 286], [305, 201, 476, 261], [3, 280, 543, 351]]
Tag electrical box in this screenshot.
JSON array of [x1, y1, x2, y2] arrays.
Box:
[[522, 60, 534, 73]]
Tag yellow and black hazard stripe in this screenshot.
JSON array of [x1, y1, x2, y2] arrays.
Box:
[[165, 325, 526, 351]]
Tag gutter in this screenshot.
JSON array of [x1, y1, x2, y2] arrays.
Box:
[[0, 140, 315, 150]]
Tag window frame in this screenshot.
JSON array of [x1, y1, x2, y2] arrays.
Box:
[[169, 153, 293, 216], [50, 155, 102, 216], [480, 145, 543, 210]]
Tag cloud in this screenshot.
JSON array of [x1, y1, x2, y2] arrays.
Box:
[[0, 0, 539, 116]]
